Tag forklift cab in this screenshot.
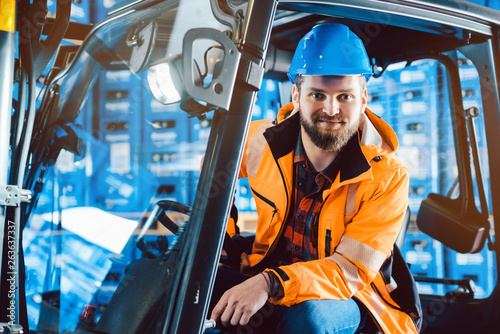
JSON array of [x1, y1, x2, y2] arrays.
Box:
[[1, 0, 499, 333]]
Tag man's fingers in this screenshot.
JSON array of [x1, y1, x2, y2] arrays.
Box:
[[210, 305, 221, 322], [218, 293, 237, 326], [210, 295, 227, 322], [230, 306, 244, 326], [239, 309, 253, 327], [220, 302, 236, 326], [212, 274, 269, 328]]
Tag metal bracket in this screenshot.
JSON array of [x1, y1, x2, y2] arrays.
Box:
[[210, 0, 247, 38], [239, 58, 265, 90], [0, 185, 32, 207], [183, 28, 241, 111]]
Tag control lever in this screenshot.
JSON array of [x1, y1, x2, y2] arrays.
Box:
[[204, 319, 216, 331], [413, 276, 476, 301], [0, 323, 24, 333]]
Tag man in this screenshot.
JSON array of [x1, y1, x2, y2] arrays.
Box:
[[210, 23, 420, 334]]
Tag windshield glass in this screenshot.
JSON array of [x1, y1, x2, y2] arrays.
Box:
[[22, 0, 227, 331]]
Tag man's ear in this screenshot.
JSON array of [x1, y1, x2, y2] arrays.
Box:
[[361, 87, 368, 112], [292, 84, 300, 110]]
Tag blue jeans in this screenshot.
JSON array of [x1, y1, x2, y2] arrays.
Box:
[[276, 298, 369, 334], [210, 268, 371, 334]]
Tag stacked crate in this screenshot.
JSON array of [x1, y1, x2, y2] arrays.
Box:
[[444, 246, 496, 299], [366, 74, 397, 129], [92, 70, 156, 212], [47, 0, 92, 24], [392, 61, 442, 213], [402, 232, 445, 295], [141, 91, 191, 206]]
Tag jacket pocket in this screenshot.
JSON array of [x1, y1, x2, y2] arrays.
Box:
[[251, 187, 277, 226], [325, 229, 332, 256]]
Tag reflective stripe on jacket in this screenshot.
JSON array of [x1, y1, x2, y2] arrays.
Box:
[[237, 102, 418, 334]]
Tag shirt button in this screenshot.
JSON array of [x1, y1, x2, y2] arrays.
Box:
[[295, 246, 300, 250], [298, 182, 303, 186], [302, 164, 306, 168], [298, 215, 303, 220]]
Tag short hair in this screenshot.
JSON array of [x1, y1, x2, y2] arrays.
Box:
[[294, 74, 366, 94]]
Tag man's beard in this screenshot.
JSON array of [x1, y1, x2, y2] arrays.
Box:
[[300, 111, 360, 152]]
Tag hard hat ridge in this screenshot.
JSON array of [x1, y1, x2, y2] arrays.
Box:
[[288, 23, 372, 83]]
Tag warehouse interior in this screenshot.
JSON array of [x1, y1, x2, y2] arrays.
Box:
[[1, 0, 499, 333]]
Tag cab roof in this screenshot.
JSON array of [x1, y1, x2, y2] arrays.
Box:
[[268, 0, 499, 75]]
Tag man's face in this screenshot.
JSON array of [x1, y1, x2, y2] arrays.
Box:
[[292, 75, 367, 152]]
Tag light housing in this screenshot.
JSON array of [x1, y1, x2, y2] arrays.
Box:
[[147, 55, 183, 105]]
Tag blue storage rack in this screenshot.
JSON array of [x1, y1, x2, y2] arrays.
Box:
[[148, 171, 190, 206], [234, 178, 257, 212], [393, 62, 440, 140], [468, 0, 500, 10], [92, 71, 149, 212], [92, 0, 122, 23], [142, 92, 190, 146], [444, 246, 497, 299], [487, 0, 500, 10], [253, 79, 281, 121], [27, 93, 93, 215], [140, 91, 193, 182], [402, 232, 445, 295], [367, 74, 397, 128], [51, 96, 93, 210], [56, 165, 87, 209], [22, 217, 115, 332], [47, 0, 92, 24], [387, 61, 446, 213], [189, 113, 213, 144]]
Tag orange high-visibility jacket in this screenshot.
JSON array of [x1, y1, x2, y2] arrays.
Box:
[[235, 102, 418, 334]]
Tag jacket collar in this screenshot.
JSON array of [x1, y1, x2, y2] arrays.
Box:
[[263, 104, 371, 183], [264, 112, 300, 162]]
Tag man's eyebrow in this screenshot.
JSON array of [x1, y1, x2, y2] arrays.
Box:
[[307, 87, 355, 93], [308, 87, 326, 93]]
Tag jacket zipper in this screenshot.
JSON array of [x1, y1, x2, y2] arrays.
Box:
[[318, 193, 332, 257], [251, 187, 277, 226], [257, 160, 290, 266], [325, 229, 332, 257]]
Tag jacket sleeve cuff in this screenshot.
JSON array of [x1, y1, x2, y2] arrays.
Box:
[[264, 267, 298, 307]]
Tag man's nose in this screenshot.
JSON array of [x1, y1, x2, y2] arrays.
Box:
[[322, 99, 340, 116]]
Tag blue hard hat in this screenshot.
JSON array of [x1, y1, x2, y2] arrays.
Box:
[[288, 23, 372, 83]]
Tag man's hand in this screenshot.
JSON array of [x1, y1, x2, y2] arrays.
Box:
[[219, 251, 250, 273], [211, 272, 270, 327]]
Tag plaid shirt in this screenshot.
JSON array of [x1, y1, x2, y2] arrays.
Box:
[[270, 132, 348, 266]]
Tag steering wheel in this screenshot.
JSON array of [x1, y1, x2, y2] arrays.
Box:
[[147, 200, 250, 269]]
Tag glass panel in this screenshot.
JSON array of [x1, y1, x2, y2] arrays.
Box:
[[367, 60, 451, 295], [444, 52, 496, 299], [367, 57, 496, 298], [22, 0, 228, 331]]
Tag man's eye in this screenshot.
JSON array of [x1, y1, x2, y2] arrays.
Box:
[[311, 93, 325, 100], [339, 94, 352, 101]]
